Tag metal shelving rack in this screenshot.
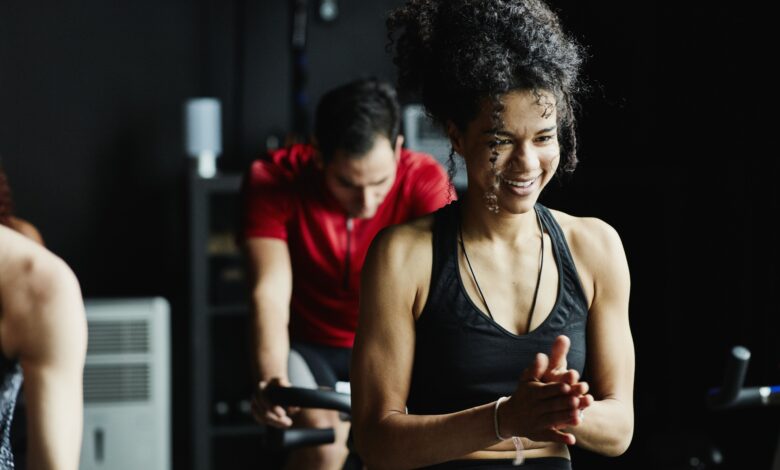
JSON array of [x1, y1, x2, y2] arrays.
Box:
[[189, 169, 251, 470]]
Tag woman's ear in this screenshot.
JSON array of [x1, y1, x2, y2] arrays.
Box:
[[446, 121, 463, 156]]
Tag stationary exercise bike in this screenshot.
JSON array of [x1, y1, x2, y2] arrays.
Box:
[[263, 382, 362, 469], [707, 346, 780, 470]]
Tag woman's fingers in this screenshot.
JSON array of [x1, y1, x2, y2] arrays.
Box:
[[578, 393, 595, 409], [541, 394, 580, 414], [543, 406, 582, 429], [537, 381, 572, 399], [521, 353, 550, 382], [535, 428, 576, 446], [549, 336, 570, 365], [569, 380, 588, 396]]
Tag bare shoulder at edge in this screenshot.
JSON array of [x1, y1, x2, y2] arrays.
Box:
[[9, 216, 44, 245]]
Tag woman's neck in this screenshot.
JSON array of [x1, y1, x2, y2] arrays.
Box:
[[460, 190, 540, 245]]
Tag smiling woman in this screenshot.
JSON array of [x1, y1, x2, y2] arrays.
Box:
[[451, 91, 561, 216], [349, 1, 635, 469]]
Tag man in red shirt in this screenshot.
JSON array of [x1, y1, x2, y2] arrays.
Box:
[[243, 78, 451, 469]]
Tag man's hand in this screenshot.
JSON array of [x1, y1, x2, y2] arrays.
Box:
[[251, 377, 300, 428]]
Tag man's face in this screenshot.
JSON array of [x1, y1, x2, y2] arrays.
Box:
[[322, 135, 401, 219]]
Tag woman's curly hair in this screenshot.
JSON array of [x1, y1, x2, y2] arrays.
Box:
[[388, 0, 585, 175]]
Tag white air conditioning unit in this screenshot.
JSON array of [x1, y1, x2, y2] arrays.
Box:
[[80, 298, 171, 470], [403, 104, 467, 191]]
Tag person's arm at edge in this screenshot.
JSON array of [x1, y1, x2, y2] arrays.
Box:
[[562, 218, 635, 456], [0, 226, 86, 470]]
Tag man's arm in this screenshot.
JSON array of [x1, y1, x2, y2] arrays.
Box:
[[245, 237, 297, 427], [0, 225, 87, 470]]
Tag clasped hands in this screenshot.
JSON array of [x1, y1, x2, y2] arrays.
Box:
[[498, 335, 594, 446]]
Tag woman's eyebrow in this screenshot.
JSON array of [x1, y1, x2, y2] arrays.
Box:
[[481, 125, 557, 137]]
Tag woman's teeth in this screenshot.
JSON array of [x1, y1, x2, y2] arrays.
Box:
[[501, 176, 536, 188]]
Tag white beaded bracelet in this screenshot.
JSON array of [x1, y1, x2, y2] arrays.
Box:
[[493, 396, 525, 466], [494, 396, 511, 440]]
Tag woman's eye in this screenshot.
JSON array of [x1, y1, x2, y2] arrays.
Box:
[[536, 135, 556, 143], [489, 139, 513, 148]]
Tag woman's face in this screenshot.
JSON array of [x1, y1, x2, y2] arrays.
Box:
[[451, 89, 560, 215]]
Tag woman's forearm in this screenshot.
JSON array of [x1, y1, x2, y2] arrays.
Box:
[[356, 402, 501, 469], [564, 398, 633, 456]]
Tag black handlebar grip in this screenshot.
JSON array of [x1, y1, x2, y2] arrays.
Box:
[[265, 385, 352, 415], [708, 346, 750, 408], [282, 428, 336, 449], [264, 426, 335, 450]]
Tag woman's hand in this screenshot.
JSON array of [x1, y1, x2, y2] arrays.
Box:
[[499, 350, 593, 445], [251, 377, 300, 428], [542, 335, 594, 408]]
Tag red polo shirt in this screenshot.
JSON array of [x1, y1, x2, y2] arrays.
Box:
[[242, 144, 452, 348]]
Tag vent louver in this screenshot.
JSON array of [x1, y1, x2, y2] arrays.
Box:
[[84, 364, 150, 402], [87, 321, 149, 354]]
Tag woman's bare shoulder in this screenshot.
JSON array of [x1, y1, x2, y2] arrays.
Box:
[[547, 208, 624, 257], [370, 213, 435, 264], [547, 208, 629, 302]]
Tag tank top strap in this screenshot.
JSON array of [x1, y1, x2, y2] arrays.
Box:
[[427, 201, 460, 308], [535, 204, 589, 309]]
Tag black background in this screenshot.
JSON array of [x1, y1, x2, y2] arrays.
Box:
[[1, 1, 776, 468]]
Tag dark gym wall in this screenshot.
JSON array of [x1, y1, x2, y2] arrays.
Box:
[[203, 0, 405, 165], [0, 1, 199, 293], [0, 1, 201, 464]]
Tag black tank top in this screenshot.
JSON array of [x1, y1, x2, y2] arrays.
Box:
[[0, 352, 22, 469], [407, 201, 589, 415]]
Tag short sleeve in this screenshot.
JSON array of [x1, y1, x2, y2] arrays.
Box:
[[406, 153, 455, 217], [241, 158, 294, 241]]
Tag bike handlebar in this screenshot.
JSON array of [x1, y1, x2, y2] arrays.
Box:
[[262, 384, 352, 450], [265, 385, 352, 415], [708, 346, 780, 410]]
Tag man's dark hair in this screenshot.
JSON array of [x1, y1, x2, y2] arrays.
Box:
[[314, 78, 401, 163]]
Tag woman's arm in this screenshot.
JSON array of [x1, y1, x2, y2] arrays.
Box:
[[0, 226, 87, 470], [351, 225, 583, 469], [563, 217, 635, 456]]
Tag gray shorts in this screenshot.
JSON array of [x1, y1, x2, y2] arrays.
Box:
[[288, 341, 352, 390]]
